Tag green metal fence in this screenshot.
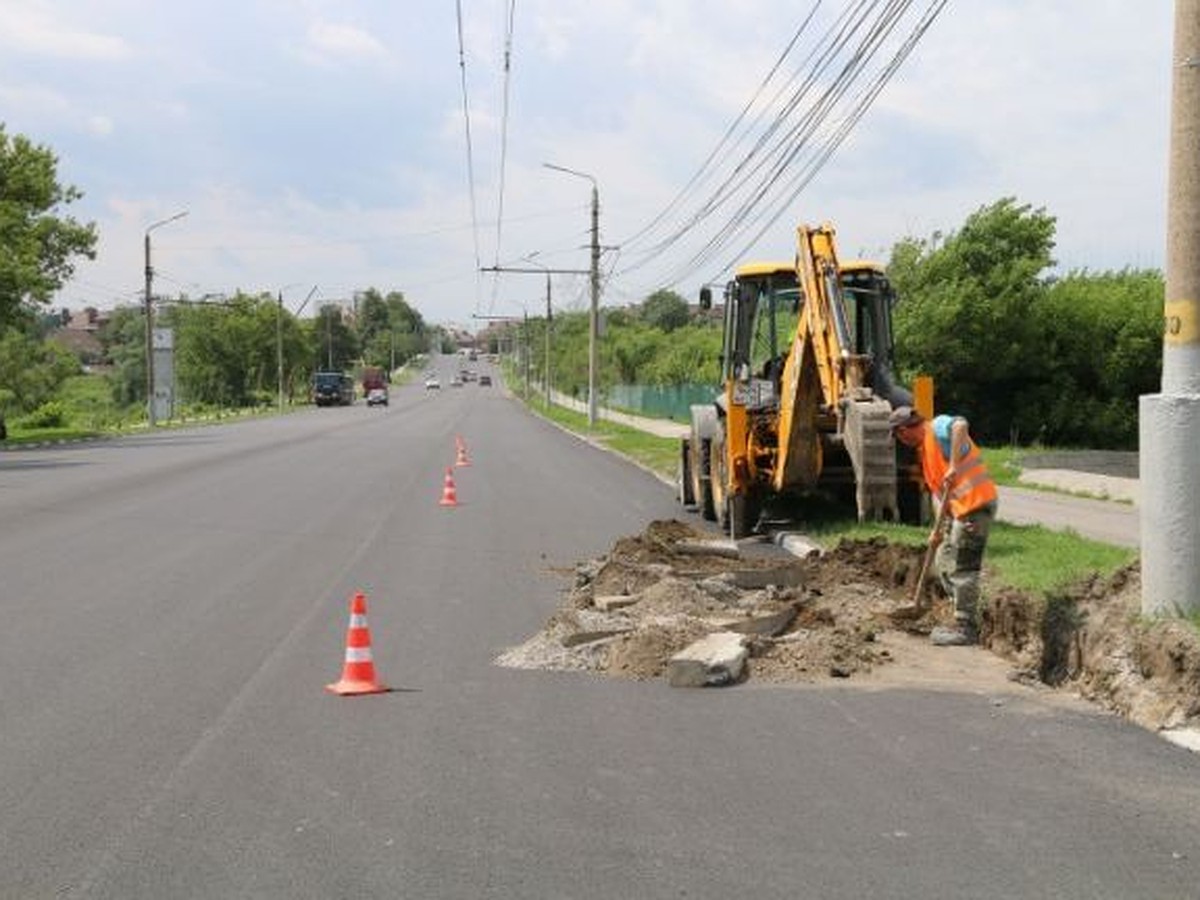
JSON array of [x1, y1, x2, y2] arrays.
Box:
[[606, 383, 717, 422]]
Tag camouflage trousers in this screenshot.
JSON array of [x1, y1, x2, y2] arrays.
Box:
[[935, 501, 997, 625]]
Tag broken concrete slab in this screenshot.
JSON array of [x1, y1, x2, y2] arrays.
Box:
[[726, 566, 807, 589], [674, 539, 741, 558], [561, 629, 630, 648], [666, 632, 748, 687], [714, 603, 801, 637], [775, 533, 823, 559], [594, 594, 639, 613]]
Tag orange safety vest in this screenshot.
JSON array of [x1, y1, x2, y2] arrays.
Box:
[[921, 424, 997, 518]]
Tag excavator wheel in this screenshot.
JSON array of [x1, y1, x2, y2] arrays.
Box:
[[710, 437, 728, 528], [677, 438, 696, 507]]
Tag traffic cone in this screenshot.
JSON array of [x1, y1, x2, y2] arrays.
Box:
[[454, 438, 471, 468], [326, 591, 388, 696], [439, 467, 459, 506]]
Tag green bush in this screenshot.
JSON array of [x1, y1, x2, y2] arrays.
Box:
[[17, 400, 69, 429]]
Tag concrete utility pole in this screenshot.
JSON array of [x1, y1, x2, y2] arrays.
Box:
[[143, 211, 188, 426], [480, 259, 588, 409], [544, 163, 601, 426], [1141, 0, 1200, 617], [277, 291, 285, 413]]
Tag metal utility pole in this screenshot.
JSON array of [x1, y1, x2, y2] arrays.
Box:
[[1141, 0, 1200, 617], [544, 271, 552, 409], [523, 310, 531, 400], [544, 163, 601, 426], [480, 259, 588, 409], [143, 210, 188, 426], [277, 291, 285, 412]]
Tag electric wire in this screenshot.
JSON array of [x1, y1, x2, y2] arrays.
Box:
[[455, 0, 484, 310], [654, 0, 915, 282], [618, 0, 885, 270], [613, 0, 948, 295], [487, 0, 519, 316], [617, 1, 826, 249]]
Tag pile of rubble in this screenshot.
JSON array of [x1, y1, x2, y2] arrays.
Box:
[[498, 520, 1200, 737], [497, 520, 942, 686]]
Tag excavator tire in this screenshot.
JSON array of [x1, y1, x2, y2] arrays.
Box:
[[678, 438, 696, 507], [690, 405, 720, 521], [710, 433, 728, 528]]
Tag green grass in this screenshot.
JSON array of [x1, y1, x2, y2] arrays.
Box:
[[981, 444, 1024, 487], [532, 398, 680, 475]]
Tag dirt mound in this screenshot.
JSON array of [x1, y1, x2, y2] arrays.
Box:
[[499, 519, 1200, 733]]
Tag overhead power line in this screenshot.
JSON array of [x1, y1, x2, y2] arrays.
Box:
[[613, 0, 949, 293], [455, 0, 483, 280]]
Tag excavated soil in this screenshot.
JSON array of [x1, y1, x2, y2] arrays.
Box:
[[497, 519, 1200, 733]]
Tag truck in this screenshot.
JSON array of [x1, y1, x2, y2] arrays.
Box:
[[312, 372, 355, 406], [679, 222, 929, 537], [361, 365, 388, 405]]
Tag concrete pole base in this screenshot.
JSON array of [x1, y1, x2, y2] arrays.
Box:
[[1139, 393, 1200, 617]]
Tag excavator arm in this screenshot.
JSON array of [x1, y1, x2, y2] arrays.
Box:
[[776, 223, 899, 520]]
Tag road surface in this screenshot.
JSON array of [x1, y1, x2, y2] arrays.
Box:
[[0, 364, 1194, 899]]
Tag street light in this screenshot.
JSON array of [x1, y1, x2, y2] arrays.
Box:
[[543, 162, 600, 427], [144, 210, 188, 426]]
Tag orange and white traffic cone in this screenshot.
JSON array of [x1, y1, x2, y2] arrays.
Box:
[[439, 467, 459, 507], [326, 591, 388, 696], [454, 438, 471, 468]]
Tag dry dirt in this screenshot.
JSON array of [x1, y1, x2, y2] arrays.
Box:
[[497, 519, 1200, 733]]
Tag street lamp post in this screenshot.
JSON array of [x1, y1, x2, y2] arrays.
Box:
[[544, 162, 600, 427], [144, 210, 188, 426]]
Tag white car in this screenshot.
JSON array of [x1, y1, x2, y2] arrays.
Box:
[[424, 376, 441, 390]]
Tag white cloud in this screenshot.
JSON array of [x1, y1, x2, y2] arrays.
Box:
[[301, 19, 388, 65], [0, 2, 129, 60], [86, 115, 114, 138], [15, 1, 1175, 324]]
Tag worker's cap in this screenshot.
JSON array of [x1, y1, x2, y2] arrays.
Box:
[[888, 405, 923, 431]]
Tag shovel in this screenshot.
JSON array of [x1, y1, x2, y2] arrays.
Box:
[[892, 484, 951, 621]]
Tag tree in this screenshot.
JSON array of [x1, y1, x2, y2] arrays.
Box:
[[100, 306, 148, 407], [889, 198, 1057, 442], [314, 304, 358, 371], [640, 289, 690, 332], [0, 324, 80, 415], [0, 126, 98, 328]]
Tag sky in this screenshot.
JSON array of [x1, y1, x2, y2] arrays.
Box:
[[0, 1, 1175, 330]]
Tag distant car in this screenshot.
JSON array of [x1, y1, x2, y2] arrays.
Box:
[[479, 375, 492, 386], [424, 376, 441, 390], [450, 376, 463, 387], [366, 387, 389, 407]]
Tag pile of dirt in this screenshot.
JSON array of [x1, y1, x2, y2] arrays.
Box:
[[498, 519, 1200, 733]]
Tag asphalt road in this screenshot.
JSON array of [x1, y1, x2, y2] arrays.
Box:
[[997, 484, 1139, 548], [1, 361, 1195, 899]]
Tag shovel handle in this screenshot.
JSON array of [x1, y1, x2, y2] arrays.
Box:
[[910, 484, 951, 609]]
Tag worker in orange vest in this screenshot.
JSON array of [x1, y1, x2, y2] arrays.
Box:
[[890, 405, 999, 646]]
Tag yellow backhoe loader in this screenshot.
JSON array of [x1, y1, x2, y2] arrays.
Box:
[[678, 222, 929, 537]]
